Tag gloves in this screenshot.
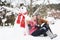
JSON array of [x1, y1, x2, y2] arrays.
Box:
[[35, 24, 41, 29]]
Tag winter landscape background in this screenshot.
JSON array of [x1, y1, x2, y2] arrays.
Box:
[[0, 0, 60, 40]]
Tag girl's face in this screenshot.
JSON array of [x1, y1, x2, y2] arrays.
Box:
[[32, 16, 36, 20], [36, 15, 41, 19]]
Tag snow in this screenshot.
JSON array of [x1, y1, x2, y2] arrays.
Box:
[[32, 1, 43, 5], [6, 12, 12, 16], [2, 6, 20, 14], [32, 0, 60, 6], [46, 17, 56, 24], [0, 17, 60, 40]]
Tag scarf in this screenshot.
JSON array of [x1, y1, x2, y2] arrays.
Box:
[[16, 12, 28, 28]]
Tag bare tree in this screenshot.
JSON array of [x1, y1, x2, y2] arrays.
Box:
[[29, 0, 33, 16], [33, 0, 51, 17]]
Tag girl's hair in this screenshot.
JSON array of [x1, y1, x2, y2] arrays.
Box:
[[32, 13, 40, 17]]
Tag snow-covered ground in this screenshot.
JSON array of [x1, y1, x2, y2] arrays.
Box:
[[0, 17, 60, 40]]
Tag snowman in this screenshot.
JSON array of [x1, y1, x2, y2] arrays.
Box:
[[14, 3, 30, 37]]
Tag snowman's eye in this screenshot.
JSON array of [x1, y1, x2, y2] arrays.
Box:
[[22, 7, 23, 9]]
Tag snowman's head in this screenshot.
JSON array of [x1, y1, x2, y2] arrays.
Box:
[[20, 6, 27, 14]]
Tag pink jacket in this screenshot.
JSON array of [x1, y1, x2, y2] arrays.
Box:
[[29, 20, 38, 35]]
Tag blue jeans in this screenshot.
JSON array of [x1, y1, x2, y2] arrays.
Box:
[[31, 23, 52, 36]]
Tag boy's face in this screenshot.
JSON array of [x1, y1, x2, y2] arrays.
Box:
[[32, 15, 41, 20], [37, 15, 41, 19]]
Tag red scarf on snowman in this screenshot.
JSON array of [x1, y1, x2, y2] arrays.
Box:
[[16, 12, 28, 28]]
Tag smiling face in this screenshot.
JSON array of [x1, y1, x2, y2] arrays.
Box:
[[32, 15, 36, 20], [36, 14, 41, 20]]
